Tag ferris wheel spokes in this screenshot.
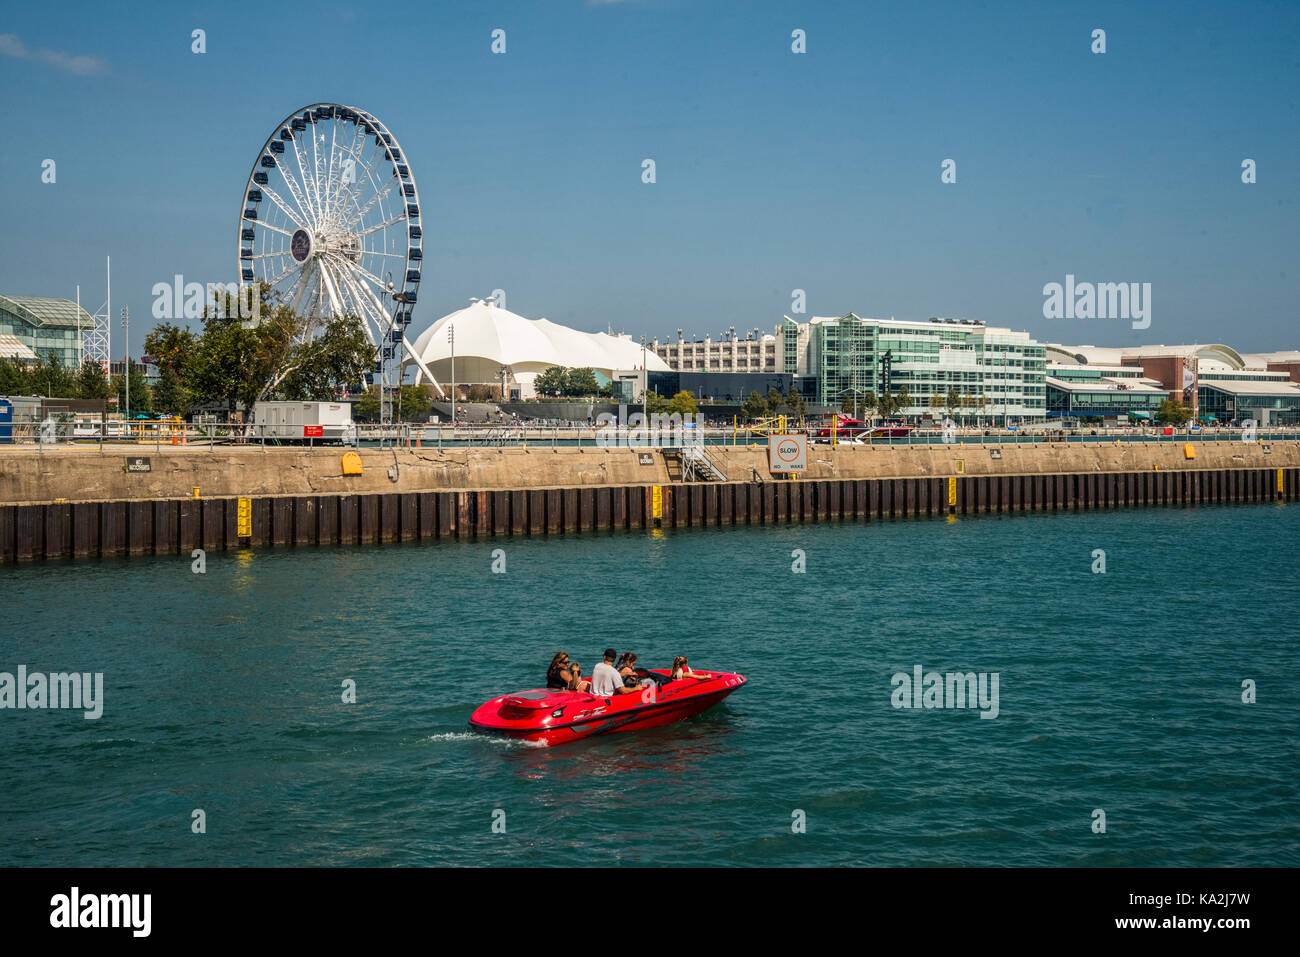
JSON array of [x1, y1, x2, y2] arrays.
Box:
[[237, 102, 423, 361]]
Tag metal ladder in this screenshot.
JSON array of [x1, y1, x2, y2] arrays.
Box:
[[679, 444, 727, 481]]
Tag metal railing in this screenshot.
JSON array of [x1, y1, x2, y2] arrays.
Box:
[[4, 418, 1295, 452]]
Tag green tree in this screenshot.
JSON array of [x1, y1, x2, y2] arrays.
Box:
[[352, 386, 380, 421], [943, 387, 961, 421], [74, 360, 113, 400], [143, 323, 197, 379], [534, 366, 567, 397], [275, 315, 373, 401], [114, 360, 152, 415], [784, 387, 806, 419], [877, 390, 899, 419], [666, 390, 698, 415], [896, 385, 912, 419], [27, 352, 75, 397], [766, 387, 784, 415], [0, 357, 28, 394], [1157, 398, 1193, 425], [860, 391, 878, 420], [743, 391, 769, 421], [399, 384, 433, 420], [184, 287, 298, 415], [143, 322, 198, 415], [645, 390, 668, 414], [152, 373, 190, 416], [564, 368, 600, 397]]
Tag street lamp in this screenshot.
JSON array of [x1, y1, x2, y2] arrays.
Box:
[[121, 306, 130, 423], [448, 324, 455, 423]]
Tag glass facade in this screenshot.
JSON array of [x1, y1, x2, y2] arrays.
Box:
[[0, 296, 92, 369], [1198, 385, 1300, 425], [647, 370, 793, 403], [1046, 365, 1167, 417], [782, 317, 800, 374], [808, 317, 1046, 422]]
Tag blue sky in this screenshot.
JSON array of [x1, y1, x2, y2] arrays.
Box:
[[1, 0, 1297, 356]]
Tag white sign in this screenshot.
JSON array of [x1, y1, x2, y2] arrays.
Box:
[[769, 434, 807, 473]]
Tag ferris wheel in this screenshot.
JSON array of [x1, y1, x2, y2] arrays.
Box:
[[237, 102, 423, 370]]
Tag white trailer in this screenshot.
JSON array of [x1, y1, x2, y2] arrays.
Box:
[[251, 401, 357, 445]]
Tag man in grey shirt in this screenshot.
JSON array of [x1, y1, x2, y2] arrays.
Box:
[[590, 648, 638, 697]]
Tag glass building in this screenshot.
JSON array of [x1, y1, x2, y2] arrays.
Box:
[[1045, 364, 1168, 419], [800, 315, 1046, 423], [0, 295, 93, 369], [1198, 371, 1300, 425]]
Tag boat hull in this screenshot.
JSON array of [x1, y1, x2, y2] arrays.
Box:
[[469, 670, 746, 746]]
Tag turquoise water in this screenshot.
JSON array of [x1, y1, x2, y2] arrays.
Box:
[[2, 504, 1297, 866]]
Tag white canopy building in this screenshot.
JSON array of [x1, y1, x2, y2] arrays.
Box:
[[405, 298, 670, 399]]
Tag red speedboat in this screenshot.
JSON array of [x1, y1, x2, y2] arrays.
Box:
[[469, 669, 746, 746], [809, 416, 912, 440], [811, 415, 871, 439]]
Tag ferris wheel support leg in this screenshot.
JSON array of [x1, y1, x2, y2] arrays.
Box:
[[402, 338, 445, 398]]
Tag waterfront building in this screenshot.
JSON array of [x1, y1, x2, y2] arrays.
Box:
[[646, 370, 793, 403], [802, 315, 1046, 423], [0, 295, 94, 369], [1044, 362, 1168, 419], [1197, 370, 1300, 424], [406, 297, 670, 399], [1241, 351, 1300, 385], [656, 315, 1047, 423], [1049, 343, 1300, 423], [651, 327, 783, 375]]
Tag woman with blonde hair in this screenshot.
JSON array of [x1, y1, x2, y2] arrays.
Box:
[[670, 656, 707, 681]]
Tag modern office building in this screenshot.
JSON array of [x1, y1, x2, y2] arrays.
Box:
[[0, 295, 93, 369], [656, 315, 1047, 422], [799, 314, 1046, 422]]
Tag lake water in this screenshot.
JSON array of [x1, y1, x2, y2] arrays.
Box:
[[2, 503, 1297, 866]]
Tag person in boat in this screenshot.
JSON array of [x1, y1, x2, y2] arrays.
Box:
[[547, 652, 589, 692], [592, 648, 640, 697], [670, 656, 708, 681], [618, 652, 669, 691], [568, 661, 590, 693]]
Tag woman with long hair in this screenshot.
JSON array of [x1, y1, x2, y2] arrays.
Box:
[[670, 656, 707, 681], [547, 652, 573, 690]]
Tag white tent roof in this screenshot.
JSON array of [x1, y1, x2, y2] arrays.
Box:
[[405, 299, 670, 388]]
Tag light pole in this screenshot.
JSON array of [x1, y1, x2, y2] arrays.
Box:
[[121, 306, 130, 425], [641, 335, 647, 423], [448, 324, 455, 424]]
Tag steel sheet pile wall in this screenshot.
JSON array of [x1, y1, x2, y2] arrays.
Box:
[[1, 468, 1296, 562]]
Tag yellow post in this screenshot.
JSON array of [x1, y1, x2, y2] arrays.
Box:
[[192, 487, 200, 499], [948, 476, 957, 507], [652, 485, 663, 521], [1278, 468, 1284, 495], [237, 497, 252, 538]]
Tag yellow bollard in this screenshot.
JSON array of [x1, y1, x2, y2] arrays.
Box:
[[192, 487, 201, 499]]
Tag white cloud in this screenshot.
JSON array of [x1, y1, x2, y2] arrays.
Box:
[[0, 33, 108, 76]]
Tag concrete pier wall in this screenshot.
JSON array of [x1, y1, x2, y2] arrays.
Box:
[[1, 441, 1295, 505]]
